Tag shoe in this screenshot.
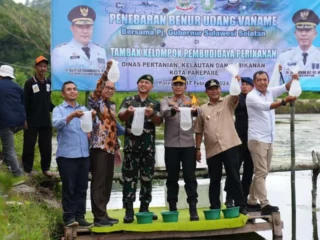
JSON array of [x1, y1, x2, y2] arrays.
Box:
[[139, 202, 158, 220], [123, 202, 134, 224], [169, 202, 177, 211], [225, 199, 234, 208], [261, 204, 279, 215], [107, 216, 119, 224], [65, 219, 79, 227], [239, 206, 248, 215], [189, 203, 199, 221], [94, 218, 113, 227], [43, 171, 53, 177], [27, 170, 38, 177], [247, 203, 262, 212], [76, 217, 93, 227]]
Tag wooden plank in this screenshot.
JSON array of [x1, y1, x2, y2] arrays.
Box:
[[272, 212, 283, 238], [75, 222, 282, 240]]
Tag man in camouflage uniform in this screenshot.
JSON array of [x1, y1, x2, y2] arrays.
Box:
[[118, 74, 163, 223]]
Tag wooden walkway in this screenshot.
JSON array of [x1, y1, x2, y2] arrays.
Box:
[[61, 212, 283, 240]]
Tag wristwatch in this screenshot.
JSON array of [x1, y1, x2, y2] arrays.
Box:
[[281, 99, 286, 106], [196, 147, 201, 150]]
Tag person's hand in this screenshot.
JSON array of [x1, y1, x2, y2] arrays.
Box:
[[196, 149, 201, 163], [235, 75, 241, 81], [91, 109, 97, 119], [114, 149, 122, 166], [126, 106, 135, 115], [284, 95, 297, 103], [73, 110, 84, 118], [279, 64, 283, 72], [191, 105, 198, 113], [172, 105, 180, 112], [292, 74, 299, 80], [145, 107, 154, 117], [24, 121, 28, 130]]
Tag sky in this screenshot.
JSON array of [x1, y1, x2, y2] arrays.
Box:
[[13, 0, 25, 3]]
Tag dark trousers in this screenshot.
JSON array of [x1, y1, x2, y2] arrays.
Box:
[[22, 127, 52, 172], [207, 146, 245, 209], [225, 142, 254, 200], [56, 157, 89, 222], [164, 147, 198, 204], [90, 149, 115, 221], [122, 151, 155, 204]]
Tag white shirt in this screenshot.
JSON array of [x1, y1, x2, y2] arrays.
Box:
[[246, 85, 287, 143], [51, 38, 107, 72], [277, 45, 320, 80]]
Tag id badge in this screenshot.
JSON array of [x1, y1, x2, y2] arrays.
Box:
[[46, 84, 51, 92], [32, 84, 40, 93]]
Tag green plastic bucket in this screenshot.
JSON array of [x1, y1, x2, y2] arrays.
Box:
[[161, 211, 179, 223], [135, 212, 154, 224], [222, 207, 240, 218], [203, 209, 221, 220]]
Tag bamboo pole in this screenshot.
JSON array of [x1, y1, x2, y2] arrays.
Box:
[[290, 102, 296, 240]]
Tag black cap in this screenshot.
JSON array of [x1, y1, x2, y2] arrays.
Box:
[[137, 74, 154, 84], [172, 75, 186, 84], [241, 77, 253, 86], [205, 79, 220, 89], [292, 9, 320, 29], [68, 5, 96, 25]]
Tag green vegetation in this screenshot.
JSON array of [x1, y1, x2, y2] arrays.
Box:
[[0, 171, 63, 240]]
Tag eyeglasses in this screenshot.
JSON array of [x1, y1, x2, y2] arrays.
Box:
[[104, 86, 116, 92]]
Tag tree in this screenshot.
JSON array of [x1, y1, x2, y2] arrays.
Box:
[[0, 0, 50, 55]]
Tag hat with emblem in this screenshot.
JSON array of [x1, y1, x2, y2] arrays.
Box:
[[68, 5, 96, 25], [172, 75, 186, 84], [292, 9, 320, 29], [241, 77, 253, 86], [137, 74, 154, 84], [205, 79, 220, 89]]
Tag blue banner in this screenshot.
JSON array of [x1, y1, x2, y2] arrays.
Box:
[[51, 0, 320, 91]]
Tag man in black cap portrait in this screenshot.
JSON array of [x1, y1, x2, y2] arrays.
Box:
[[52, 5, 107, 72], [278, 9, 320, 77], [194, 78, 247, 215]]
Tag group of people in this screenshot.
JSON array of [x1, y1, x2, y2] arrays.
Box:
[[0, 58, 298, 228], [52, 58, 298, 227], [0, 56, 55, 179]]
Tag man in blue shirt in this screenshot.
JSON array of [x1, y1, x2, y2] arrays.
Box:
[[52, 81, 95, 227], [0, 65, 25, 177]]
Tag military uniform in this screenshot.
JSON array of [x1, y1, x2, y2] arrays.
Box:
[[120, 95, 161, 205], [51, 5, 107, 72], [277, 9, 320, 80]]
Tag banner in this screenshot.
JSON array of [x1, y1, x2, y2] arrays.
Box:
[[51, 0, 320, 91]]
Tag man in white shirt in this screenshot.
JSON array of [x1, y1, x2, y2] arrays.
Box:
[[246, 70, 297, 215]]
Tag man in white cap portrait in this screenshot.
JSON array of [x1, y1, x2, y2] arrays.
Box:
[[51, 5, 107, 72], [0, 65, 25, 177]]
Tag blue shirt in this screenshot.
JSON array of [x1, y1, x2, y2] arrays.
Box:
[[52, 101, 89, 158]]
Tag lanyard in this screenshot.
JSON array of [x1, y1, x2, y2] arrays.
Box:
[[33, 76, 47, 84]]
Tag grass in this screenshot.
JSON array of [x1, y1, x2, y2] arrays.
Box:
[[0, 172, 63, 240]]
